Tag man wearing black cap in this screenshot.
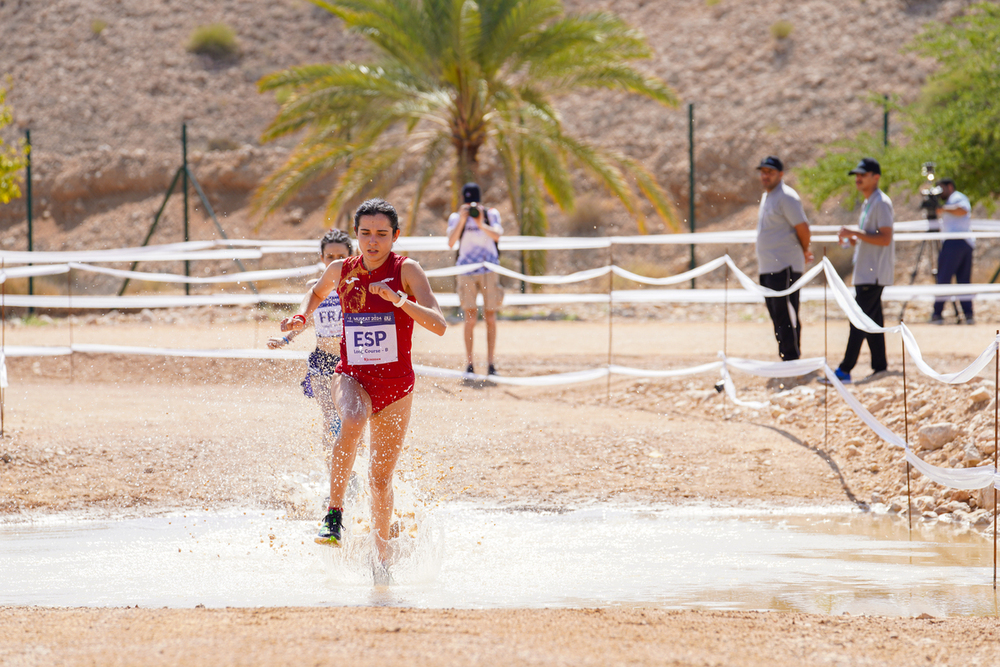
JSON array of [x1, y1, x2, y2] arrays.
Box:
[[755, 156, 813, 362], [829, 157, 895, 384], [447, 182, 504, 375]]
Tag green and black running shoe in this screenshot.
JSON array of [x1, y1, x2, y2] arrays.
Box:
[[315, 507, 344, 546]]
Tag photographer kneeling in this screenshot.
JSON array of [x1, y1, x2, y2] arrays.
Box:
[[931, 178, 975, 325]]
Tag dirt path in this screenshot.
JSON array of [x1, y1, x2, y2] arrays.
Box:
[[2, 606, 998, 667]]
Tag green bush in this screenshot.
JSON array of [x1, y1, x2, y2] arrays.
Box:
[[187, 23, 240, 59], [208, 137, 240, 152], [770, 20, 794, 39], [91, 19, 107, 36]]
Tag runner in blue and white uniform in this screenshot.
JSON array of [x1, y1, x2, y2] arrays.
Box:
[[268, 229, 353, 450]]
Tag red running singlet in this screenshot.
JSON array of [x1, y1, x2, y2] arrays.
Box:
[[335, 252, 415, 414]]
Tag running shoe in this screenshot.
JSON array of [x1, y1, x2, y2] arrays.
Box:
[[465, 364, 474, 375], [487, 364, 498, 376], [819, 368, 851, 385], [315, 507, 343, 545]]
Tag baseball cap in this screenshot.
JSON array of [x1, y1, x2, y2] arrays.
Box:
[[848, 157, 881, 175], [462, 183, 481, 204], [755, 156, 784, 171]]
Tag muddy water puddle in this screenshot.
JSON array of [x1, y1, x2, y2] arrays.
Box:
[[1, 503, 996, 616]]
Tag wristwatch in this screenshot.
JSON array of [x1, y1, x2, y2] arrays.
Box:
[[394, 290, 408, 307]]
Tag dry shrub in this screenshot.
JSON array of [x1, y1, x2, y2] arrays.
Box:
[[770, 20, 794, 40], [187, 23, 240, 60], [207, 137, 240, 152]]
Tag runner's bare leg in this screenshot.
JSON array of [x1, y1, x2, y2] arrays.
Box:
[[315, 375, 340, 455], [328, 374, 371, 507], [368, 393, 413, 564]]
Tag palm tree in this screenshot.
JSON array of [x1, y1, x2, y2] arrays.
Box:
[[255, 0, 680, 271]]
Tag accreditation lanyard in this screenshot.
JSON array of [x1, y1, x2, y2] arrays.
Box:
[[858, 195, 877, 232]]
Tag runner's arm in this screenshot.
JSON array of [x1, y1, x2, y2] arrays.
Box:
[[399, 260, 447, 336], [281, 261, 343, 332]]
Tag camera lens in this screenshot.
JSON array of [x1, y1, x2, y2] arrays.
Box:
[[468, 203, 480, 218]]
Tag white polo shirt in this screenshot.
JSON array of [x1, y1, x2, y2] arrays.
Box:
[[941, 190, 973, 247]]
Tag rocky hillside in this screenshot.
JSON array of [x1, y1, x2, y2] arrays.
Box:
[[0, 0, 974, 260]]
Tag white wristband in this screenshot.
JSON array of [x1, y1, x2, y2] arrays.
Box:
[[394, 290, 408, 308]]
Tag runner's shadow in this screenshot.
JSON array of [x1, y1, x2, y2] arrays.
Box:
[[752, 423, 868, 510]]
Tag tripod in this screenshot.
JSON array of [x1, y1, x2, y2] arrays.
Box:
[[897, 215, 962, 322]]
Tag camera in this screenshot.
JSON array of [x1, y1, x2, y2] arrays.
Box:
[[918, 162, 943, 221], [467, 202, 480, 219]]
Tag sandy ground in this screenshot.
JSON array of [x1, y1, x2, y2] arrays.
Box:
[[2, 312, 999, 665]]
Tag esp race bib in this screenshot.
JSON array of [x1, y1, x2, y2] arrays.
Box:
[[344, 312, 398, 365]]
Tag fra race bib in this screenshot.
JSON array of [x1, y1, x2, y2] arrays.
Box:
[[314, 299, 343, 338], [344, 312, 398, 365]]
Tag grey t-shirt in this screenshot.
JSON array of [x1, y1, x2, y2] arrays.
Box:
[[756, 181, 809, 274], [853, 189, 894, 286]]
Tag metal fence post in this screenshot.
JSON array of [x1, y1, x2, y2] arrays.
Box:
[[883, 94, 889, 148], [688, 103, 696, 288], [25, 129, 33, 311], [182, 124, 190, 295]]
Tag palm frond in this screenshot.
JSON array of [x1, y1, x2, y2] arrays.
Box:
[[324, 143, 408, 221], [404, 133, 452, 235], [619, 155, 681, 232]]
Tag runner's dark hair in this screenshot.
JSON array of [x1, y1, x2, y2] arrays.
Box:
[[353, 198, 399, 233], [320, 228, 354, 255]]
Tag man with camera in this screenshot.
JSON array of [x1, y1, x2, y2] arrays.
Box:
[[754, 156, 813, 362], [931, 178, 975, 325], [447, 182, 504, 375], [826, 157, 895, 385]]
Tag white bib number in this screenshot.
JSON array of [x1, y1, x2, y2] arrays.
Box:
[[314, 298, 343, 338], [344, 312, 398, 365]]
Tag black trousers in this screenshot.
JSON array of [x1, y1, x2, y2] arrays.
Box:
[[933, 239, 974, 319], [840, 284, 886, 374], [761, 267, 801, 361]]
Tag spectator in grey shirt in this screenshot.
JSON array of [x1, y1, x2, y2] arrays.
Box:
[[829, 157, 894, 385], [755, 156, 813, 362]]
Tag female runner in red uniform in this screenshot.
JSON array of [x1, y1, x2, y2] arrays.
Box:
[[280, 199, 446, 578]]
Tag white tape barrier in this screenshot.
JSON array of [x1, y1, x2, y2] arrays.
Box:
[[11, 251, 1000, 302], [820, 363, 1000, 492], [4, 341, 996, 491], [0, 249, 265, 264], [3, 218, 1000, 265], [0, 263, 324, 286]]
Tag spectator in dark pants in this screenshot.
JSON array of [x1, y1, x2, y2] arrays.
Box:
[[828, 158, 895, 385], [754, 156, 812, 362], [931, 179, 975, 325]]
